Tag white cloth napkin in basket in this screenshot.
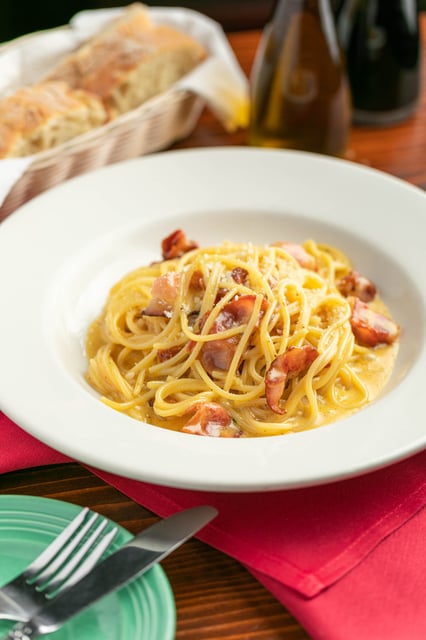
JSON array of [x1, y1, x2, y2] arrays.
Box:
[[0, 6, 249, 212]]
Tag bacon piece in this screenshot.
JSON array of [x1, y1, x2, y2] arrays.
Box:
[[182, 402, 241, 437], [214, 295, 267, 330], [157, 345, 181, 362], [338, 270, 377, 302], [199, 337, 239, 374], [349, 297, 400, 347], [214, 288, 228, 304], [161, 229, 198, 260], [199, 295, 268, 374], [265, 345, 319, 414], [231, 267, 249, 285], [213, 269, 249, 304], [142, 272, 180, 317], [189, 269, 205, 291], [274, 242, 317, 270]]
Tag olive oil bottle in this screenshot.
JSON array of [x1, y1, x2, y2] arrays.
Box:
[[248, 0, 351, 157]]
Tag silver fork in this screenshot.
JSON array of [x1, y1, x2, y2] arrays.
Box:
[[0, 507, 117, 622]]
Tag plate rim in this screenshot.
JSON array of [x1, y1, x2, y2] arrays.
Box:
[[0, 146, 425, 491]]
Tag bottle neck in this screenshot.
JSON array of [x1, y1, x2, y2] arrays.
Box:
[[272, 0, 341, 62], [273, 0, 334, 17]]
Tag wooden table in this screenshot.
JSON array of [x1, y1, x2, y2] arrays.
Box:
[[1, 18, 426, 640], [175, 23, 426, 191]]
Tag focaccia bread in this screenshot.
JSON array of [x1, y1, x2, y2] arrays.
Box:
[[0, 4, 207, 160], [0, 81, 107, 158], [44, 3, 208, 118]]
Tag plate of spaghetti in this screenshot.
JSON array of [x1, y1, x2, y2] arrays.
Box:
[[0, 147, 424, 491]]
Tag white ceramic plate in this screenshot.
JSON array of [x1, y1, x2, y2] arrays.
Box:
[[0, 148, 424, 491]]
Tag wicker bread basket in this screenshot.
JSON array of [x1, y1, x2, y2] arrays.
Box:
[[0, 89, 204, 221], [0, 6, 248, 222]]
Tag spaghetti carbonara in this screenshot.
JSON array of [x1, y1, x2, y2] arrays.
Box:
[[85, 230, 400, 437]]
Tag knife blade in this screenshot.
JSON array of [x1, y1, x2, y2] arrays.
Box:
[[4, 505, 217, 639]]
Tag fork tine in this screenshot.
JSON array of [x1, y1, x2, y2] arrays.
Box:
[[0, 507, 117, 623], [28, 512, 100, 585], [44, 525, 118, 595], [24, 508, 90, 578]]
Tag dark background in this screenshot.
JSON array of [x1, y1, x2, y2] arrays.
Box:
[[0, 1, 425, 43], [0, 1, 275, 42]]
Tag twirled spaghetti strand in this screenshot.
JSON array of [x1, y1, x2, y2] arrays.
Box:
[[85, 236, 399, 436]]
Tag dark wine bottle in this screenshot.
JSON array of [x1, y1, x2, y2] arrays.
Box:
[[336, 0, 421, 125], [248, 0, 351, 157]]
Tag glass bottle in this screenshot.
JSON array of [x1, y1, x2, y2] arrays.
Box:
[[336, 0, 421, 125], [248, 0, 352, 157]]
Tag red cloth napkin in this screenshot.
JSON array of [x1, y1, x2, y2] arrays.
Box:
[[1, 411, 426, 639]]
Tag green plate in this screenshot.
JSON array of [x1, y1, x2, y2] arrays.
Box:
[[0, 495, 176, 639]]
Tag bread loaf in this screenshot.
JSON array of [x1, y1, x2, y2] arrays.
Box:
[[45, 3, 208, 118], [0, 81, 107, 158], [0, 4, 207, 159]]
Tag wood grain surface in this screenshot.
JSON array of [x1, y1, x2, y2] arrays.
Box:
[[0, 464, 311, 639], [175, 20, 426, 191]]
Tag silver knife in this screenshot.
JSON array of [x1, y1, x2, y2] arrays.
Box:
[[4, 505, 217, 639]]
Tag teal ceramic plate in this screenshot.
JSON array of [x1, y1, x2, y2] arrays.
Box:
[[0, 495, 176, 639]]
